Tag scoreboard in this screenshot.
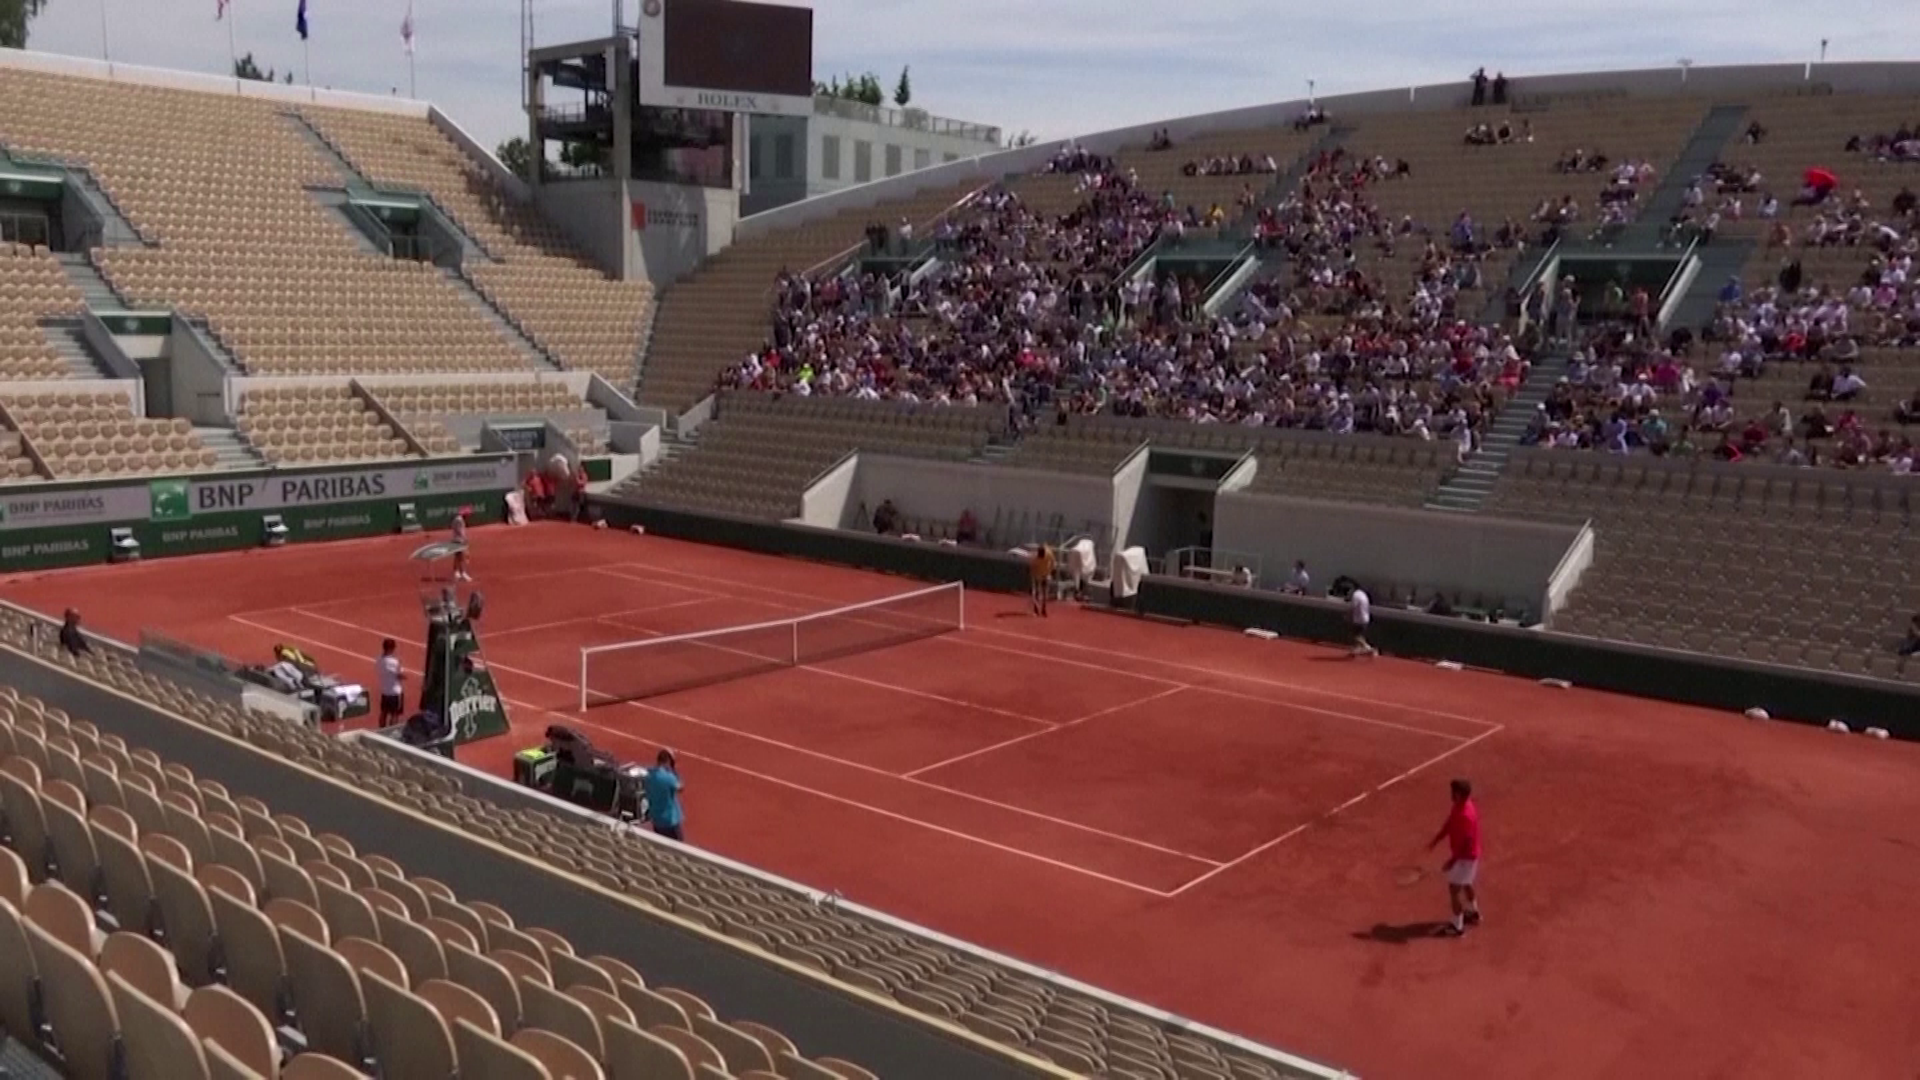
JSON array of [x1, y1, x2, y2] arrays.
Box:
[[635, 0, 815, 117]]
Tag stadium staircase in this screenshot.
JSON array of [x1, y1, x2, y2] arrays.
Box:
[[436, 266, 564, 372], [1616, 104, 1749, 247], [1663, 237, 1755, 328], [193, 424, 267, 469], [38, 318, 113, 378], [1225, 124, 1353, 240], [1427, 347, 1572, 512], [51, 251, 126, 308], [180, 317, 246, 377]]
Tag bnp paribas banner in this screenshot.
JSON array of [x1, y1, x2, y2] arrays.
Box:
[[0, 459, 517, 532]]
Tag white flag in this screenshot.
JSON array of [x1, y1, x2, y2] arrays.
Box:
[[401, 5, 415, 55], [216, 0, 229, 19]]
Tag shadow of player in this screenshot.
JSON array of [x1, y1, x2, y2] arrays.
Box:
[[1352, 921, 1452, 944]]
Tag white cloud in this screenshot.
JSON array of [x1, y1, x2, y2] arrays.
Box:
[[21, 0, 1920, 153]]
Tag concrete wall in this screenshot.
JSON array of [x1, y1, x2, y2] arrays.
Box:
[[535, 177, 625, 280], [166, 322, 230, 426], [736, 60, 1920, 242], [0, 47, 427, 116], [795, 452, 859, 528], [846, 456, 1114, 544], [1213, 492, 1583, 617], [626, 179, 737, 286], [1543, 523, 1597, 622]]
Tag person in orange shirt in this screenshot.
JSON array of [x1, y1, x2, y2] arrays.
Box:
[[1029, 544, 1056, 617]]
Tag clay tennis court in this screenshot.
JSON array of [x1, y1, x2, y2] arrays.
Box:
[[6, 522, 1920, 1077]]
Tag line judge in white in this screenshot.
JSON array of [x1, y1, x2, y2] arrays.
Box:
[[1348, 586, 1378, 658]]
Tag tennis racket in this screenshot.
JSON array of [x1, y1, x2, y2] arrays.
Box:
[[1392, 864, 1431, 888]]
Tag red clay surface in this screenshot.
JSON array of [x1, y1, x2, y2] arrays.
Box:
[[7, 523, 1920, 1079]]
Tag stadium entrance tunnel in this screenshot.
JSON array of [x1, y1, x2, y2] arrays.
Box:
[[1550, 251, 1698, 331]]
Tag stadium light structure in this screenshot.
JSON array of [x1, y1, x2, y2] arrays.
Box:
[[1677, 58, 1694, 83]]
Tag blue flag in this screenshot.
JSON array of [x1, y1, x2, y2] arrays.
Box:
[[296, 0, 309, 39]]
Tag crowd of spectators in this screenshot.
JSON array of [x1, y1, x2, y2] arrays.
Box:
[[1518, 243, 1920, 472], [720, 143, 1527, 455]]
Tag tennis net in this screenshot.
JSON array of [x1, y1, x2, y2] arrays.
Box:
[[577, 581, 965, 709]]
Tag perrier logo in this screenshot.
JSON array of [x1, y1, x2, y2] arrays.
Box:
[[148, 479, 191, 523], [412, 473, 432, 491]]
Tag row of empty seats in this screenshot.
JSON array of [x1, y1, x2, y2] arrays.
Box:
[[236, 387, 413, 466], [303, 107, 656, 389], [0, 684, 890, 1080], [0, 607, 1316, 1080], [0, 68, 541, 380], [1493, 449, 1920, 681], [0, 244, 85, 380], [1, 393, 215, 479], [619, 394, 1002, 520]]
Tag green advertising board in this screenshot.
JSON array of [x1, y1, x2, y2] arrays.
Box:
[[0, 457, 516, 573]]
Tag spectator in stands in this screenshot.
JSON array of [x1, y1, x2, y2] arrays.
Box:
[[1745, 120, 1767, 144], [58, 609, 90, 659], [1491, 73, 1509, 105], [1284, 560, 1311, 595], [641, 750, 685, 841], [872, 499, 900, 535], [1469, 68, 1488, 107], [1899, 614, 1920, 657], [1897, 389, 1920, 424]]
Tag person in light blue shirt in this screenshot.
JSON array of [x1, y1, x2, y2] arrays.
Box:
[[641, 750, 685, 842]]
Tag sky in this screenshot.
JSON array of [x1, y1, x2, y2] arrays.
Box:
[[20, 0, 1920, 154]]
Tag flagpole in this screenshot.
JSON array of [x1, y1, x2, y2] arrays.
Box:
[[409, 53, 417, 99], [226, 6, 237, 77], [99, 0, 112, 62]]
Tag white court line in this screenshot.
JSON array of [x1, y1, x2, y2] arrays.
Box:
[[1163, 723, 1506, 897], [595, 611, 1058, 731], [266, 608, 1223, 869], [229, 613, 1182, 897], [490, 597, 720, 639], [601, 558, 1502, 730], [230, 562, 717, 624], [905, 686, 1189, 778]]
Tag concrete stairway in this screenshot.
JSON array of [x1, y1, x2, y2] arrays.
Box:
[[437, 266, 561, 372], [1427, 349, 1571, 512], [1662, 238, 1755, 330], [39, 319, 112, 378], [194, 425, 267, 469], [182, 317, 247, 376], [1225, 124, 1353, 239], [1619, 104, 1749, 247], [53, 251, 125, 308]]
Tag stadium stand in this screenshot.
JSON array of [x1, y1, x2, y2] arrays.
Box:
[[1487, 450, 1920, 682], [617, 393, 1002, 519], [0, 243, 85, 380], [636, 182, 988, 411], [234, 387, 412, 467], [0, 605, 1327, 1080], [300, 108, 657, 390], [0, 68, 536, 380], [2, 391, 215, 479]]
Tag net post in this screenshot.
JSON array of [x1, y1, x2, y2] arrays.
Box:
[[956, 581, 965, 631], [578, 647, 589, 712]]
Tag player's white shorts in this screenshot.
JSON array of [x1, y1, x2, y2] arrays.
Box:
[[1446, 859, 1479, 887]]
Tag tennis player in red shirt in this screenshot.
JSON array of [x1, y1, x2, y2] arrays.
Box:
[[1427, 778, 1482, 937]]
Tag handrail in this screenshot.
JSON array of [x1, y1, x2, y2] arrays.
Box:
[[800, 181, 990, 281]]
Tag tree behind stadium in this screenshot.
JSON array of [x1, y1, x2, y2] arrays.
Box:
[[1, 0, 50, 50]]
